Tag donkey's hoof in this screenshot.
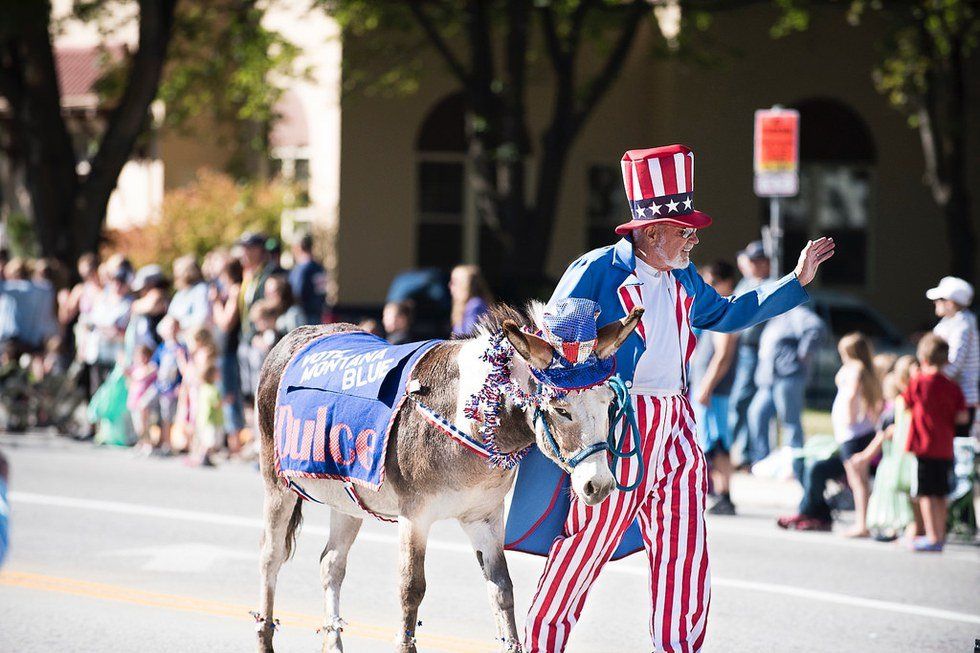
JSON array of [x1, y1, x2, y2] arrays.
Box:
[[500, 639, 523, 653], [256, 623, 277, 652], [393, 637, 417, 653], [321, 631, 344, 653]]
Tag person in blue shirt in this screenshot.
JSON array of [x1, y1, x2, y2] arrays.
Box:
[[152, 315, 186, 456], [288, 234, 327, 326], [508, 145, 835, 653]]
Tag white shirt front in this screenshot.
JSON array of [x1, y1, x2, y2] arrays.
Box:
[[632, 258, 684, 394]]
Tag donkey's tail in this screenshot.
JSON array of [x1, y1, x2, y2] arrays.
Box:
[[284, 498, 304, 561]]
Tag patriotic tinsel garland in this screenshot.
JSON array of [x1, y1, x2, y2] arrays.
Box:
[[463, 331, 567, 469]]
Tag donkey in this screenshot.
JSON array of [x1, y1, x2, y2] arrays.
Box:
[[255, 302, 643, 653]]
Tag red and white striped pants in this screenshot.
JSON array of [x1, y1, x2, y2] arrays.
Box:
[[524, 395, 710, 653]]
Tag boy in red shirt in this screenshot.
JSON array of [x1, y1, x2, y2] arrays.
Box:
[[902, 334, 969, 552]]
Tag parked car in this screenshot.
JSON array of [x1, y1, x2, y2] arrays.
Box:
[[804, 290, 912, 407]]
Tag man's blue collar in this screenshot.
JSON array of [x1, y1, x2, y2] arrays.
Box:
[[612, 237, 636, 273]]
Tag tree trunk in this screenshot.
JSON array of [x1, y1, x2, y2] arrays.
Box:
[[71, 0, 178, 259], [918, 31, 976, 286], [0, 6, 79, 261]]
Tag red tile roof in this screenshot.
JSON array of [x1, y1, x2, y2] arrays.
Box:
[[55, 45, 125, 105]]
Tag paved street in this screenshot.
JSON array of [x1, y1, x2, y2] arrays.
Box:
[[1, 431, 977, 653]]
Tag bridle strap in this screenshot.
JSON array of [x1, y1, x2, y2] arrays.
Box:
[[534, 407, 609, 473]]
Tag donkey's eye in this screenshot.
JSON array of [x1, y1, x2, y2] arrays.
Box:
[[554, 407, 572, 420]]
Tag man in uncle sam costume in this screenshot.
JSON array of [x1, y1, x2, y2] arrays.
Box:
[[505, 144, 835, 652]]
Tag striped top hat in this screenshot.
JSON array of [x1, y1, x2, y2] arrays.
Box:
[[530, 298, 615, 391], [615, 144, 713, 235]]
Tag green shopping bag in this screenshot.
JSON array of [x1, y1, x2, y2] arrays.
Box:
[[87, 365, 131, 446]]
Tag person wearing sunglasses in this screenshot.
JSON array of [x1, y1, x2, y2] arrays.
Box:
[[508, 144, 835, 653]]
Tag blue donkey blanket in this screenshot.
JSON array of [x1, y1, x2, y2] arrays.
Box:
[[274, 331, 441, 489]]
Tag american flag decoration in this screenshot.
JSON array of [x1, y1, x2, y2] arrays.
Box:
[[615, 144, 713, 234]]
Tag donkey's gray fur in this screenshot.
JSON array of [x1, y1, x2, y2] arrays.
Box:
[[255, 304, 639, 653]]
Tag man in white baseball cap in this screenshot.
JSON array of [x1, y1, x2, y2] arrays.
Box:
[[927, 276, 978, 436]]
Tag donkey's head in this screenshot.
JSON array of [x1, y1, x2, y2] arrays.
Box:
[[501, 303, 644, 506]]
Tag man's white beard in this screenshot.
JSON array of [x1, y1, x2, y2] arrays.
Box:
[[651, 237, 689, 269]]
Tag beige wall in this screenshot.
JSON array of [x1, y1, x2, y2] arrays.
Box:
[[159, 120, 235, 190], [337, 5, 979, 333]]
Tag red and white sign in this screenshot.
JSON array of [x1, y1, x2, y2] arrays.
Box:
[[754, 108, 800, 197]]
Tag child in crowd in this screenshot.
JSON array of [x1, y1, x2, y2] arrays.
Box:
[[127, 343, 158, 456], [192, 363, 223, 467], [178, 326, 218, 459], [832, 333, 883, 538], [901, 334, 969, 552], [152, 316, 185, 456], [246, 300, 281, 394], [854, 355, 918, 540]]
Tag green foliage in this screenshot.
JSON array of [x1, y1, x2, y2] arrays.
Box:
[[109, 168, 289, 270], [772, 0, 979, 120], [159, 0, 303, 130], [850, 0, 979, 124], [69, 0, 302, 159], [4, 212, 39, 258]]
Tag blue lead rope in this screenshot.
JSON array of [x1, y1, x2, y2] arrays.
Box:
[[606, 375, 645, 492]]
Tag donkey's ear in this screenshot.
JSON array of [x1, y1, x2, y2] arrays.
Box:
[[595, 307, 644, 359], [502, 320, 554, 370]]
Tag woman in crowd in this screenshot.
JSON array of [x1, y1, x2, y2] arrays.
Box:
[[125, 265, 170, 364], [86, 258, 133, 388], [60, 254, 103, 393], [167, 256, 211, 335], [853, 355, 918, 541], [833, 332, 884, 538], [211, 256, 245, 454], [449, 264, 491, 337], [263, 275, 306, 334]]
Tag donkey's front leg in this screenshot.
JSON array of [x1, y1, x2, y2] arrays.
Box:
[[395, 515, 431, 653], [460, 509, 522, 652], [319, 509, 363, 653]]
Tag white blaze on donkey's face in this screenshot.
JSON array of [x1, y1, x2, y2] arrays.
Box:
[[547, 386, 617, 506]]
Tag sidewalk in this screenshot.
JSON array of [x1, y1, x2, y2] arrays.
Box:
[[728, 471, 802, 511]]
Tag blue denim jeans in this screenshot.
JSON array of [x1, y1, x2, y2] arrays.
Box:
[[747, 374, 807, 478], [728, 346, 758, 459]]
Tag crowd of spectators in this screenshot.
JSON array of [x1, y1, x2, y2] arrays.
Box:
[[0, 237, 498, 467], [0, 232, 329, 463], [0, 234, 975, 546], [689, 242, 978, 549], [773, 278, 978, 551]]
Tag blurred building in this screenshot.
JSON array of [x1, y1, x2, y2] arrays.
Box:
[[21, 1, 980, 333]]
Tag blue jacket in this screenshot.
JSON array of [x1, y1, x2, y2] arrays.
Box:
[[504, 237, 809, 558]]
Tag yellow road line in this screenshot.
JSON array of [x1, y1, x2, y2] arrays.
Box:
[[0, 570, 498, 653]]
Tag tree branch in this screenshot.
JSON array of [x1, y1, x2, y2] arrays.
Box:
[[539, 5, 566, 73], [77, 0, 179, 249], [571, 0, 646, 131], [407, 2, 470, 86]]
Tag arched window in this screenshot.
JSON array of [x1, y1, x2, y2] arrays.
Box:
[[415, 93, 468, 271], [775, 98, 877, 286]]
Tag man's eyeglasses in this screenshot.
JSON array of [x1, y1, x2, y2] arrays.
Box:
[[679, 228, 698, 239]]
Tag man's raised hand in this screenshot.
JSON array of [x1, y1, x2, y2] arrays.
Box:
[[794, 237, 835, 286]]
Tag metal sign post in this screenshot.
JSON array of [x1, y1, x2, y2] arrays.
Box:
[[769, 196, 782, 278], [754, 106, 800, 277]]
